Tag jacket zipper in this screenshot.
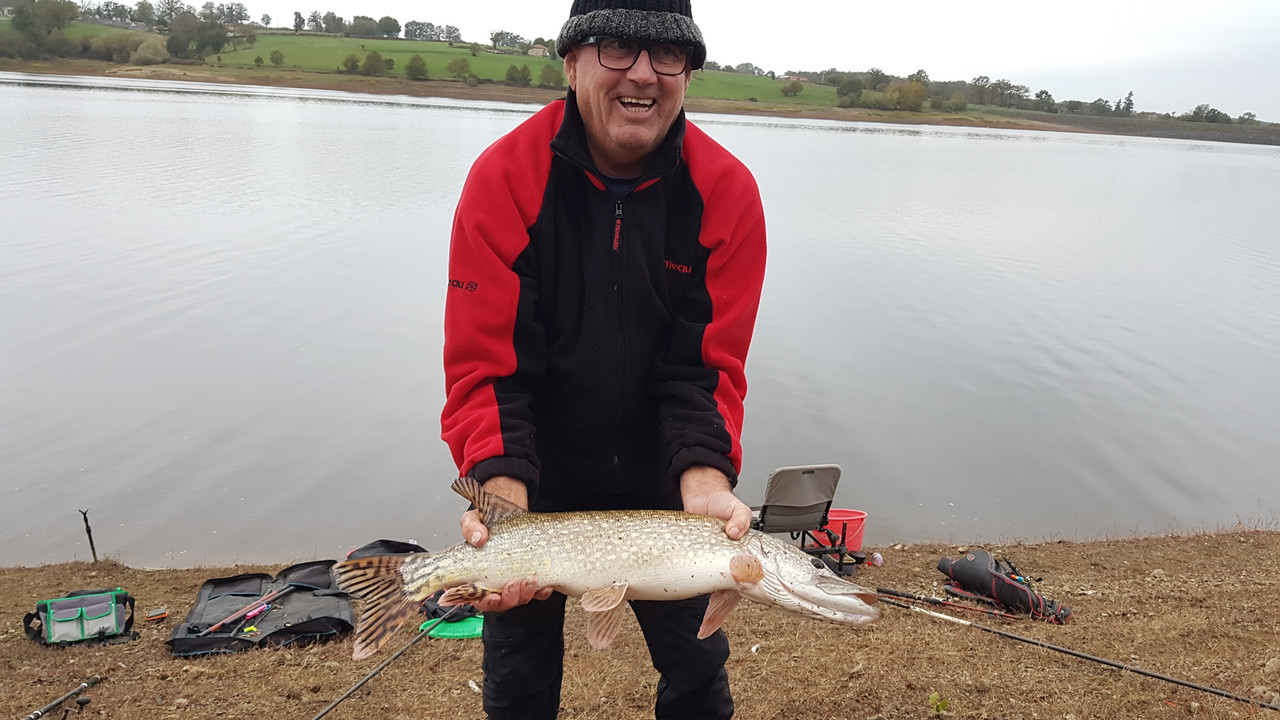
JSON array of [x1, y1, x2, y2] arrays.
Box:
[[612, 200, 623, 253]]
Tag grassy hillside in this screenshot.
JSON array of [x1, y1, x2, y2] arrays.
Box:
[[216, 32, 834, 106], [0, 17, 113, 39], [7, 22, 1275, 143], [215, 32, 565, 78], [4, 23, 835, 108]]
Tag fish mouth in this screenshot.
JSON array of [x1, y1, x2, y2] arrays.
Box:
[[771, 574, 882, 624]]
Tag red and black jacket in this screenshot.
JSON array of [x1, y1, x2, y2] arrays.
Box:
[[441, 94, 766, 507]]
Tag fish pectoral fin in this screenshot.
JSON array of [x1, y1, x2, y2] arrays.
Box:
[[439, 583, 493, 605], [730, 553, 764, 584], [585, 600, 629, 650], [451, 477, 527, 525], [697, 589, 741, 639], [331, 555, 421, 661], [579, 582, 629, 612]]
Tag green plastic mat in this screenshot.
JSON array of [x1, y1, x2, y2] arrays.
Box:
[[421, 615, 483, 639]]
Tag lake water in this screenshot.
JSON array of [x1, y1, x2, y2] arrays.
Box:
[[2, 72, 1278, 569]]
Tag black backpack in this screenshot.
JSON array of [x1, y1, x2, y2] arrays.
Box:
[[937, 549, 1072, 624]]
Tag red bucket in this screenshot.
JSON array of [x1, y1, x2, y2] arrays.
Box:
[[815, 509, 867, 552]]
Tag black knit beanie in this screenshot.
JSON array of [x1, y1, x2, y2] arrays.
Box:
[[556, 0, 706, 70]]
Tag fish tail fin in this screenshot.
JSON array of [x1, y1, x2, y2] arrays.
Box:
[[333, 554, 424, 660]]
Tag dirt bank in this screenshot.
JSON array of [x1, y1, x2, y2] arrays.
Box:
[[5, 529, 1279, 719]]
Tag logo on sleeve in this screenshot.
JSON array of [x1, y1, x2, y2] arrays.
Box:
[[449, 278, 479, 292]]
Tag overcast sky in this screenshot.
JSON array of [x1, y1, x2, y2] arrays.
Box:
[[252, 0, 1280, 122]]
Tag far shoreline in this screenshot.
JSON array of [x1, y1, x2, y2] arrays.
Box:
[[6, 58, 1279, 146]]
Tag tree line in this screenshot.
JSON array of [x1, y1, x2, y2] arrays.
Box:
[[2, 0, 1266, 125], [775, 65, 1263, 125]]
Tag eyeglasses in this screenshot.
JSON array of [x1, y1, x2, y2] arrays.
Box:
[[581, 36, 691, 76]]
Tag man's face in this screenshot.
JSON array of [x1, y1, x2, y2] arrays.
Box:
[[564, 40, 692, 178]]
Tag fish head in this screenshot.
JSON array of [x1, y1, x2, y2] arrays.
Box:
[[737, 533, 882, 625]]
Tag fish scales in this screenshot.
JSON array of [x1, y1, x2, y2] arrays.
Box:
[[332, 477, 880, 660], [400, 510, 747, 602]]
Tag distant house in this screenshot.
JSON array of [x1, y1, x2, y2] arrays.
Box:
[[527, 44, 548, 58]]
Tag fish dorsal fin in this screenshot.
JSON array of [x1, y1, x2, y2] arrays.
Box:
[[451, 476, 527, 525], [579, 581, 628, 612], [584, 599, 630, 650], [697, 589, 741, 639]]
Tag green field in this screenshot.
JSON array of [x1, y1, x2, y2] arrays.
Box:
[[214, 32, 567, 78], [217, 31, 837, 106], [0, 16, 114, 39], [2, 21, 840, 108]]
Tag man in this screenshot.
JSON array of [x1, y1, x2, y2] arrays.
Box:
[[440, 1, 766, 717]]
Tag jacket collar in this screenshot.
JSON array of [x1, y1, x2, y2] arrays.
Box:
[[549, 90, 686, 182]]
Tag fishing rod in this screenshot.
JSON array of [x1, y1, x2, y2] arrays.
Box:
[[310, 605, 462, 720], [876, 587, 1019, 620], [24, 675, 100, 720], [196, 585, 298, 637], [880, 597, 1280, 712]]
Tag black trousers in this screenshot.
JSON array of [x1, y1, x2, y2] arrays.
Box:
[[481, 591, 734, 720]]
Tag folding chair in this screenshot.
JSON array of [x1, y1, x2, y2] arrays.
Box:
[[750, 464, 860, 576]]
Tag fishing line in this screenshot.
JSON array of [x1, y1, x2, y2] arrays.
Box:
[[880, 597, 1280, 712], [310, 605, 462, 720], [876, 587, 1019, 620]]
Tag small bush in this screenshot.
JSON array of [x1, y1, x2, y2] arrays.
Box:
[[360, 51, 384, 76], [0, 30, 35, 59], [269, 49, 284, 65], [504, 63, 532, 87], [537, 63, 562, 88], [949, 92, 968, 112], [42, 29, 81, 57], [447, 57, 471, 78], [341, 53, 360, 73], [131, 35, 170, 65], [88, 31, 148, 63], [781, 80, 803, 97], [253, 55, 262, 66], [836, 78, 863, 99], [405, 54, 427, 80]]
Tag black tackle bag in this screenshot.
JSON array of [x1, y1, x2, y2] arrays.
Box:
[[167, 560, 353, 656], [937, 549, 1072, 623]]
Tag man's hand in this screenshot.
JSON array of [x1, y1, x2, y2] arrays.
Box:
[[459, 475, 528, 548], [680, 466, 752, 541], [456, 475, 552, 612]]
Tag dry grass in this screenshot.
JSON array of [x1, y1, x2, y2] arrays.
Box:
[[4, 530, 1279, 719]]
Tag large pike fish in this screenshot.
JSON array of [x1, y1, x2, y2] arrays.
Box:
[[333, 477, 881, 659]]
